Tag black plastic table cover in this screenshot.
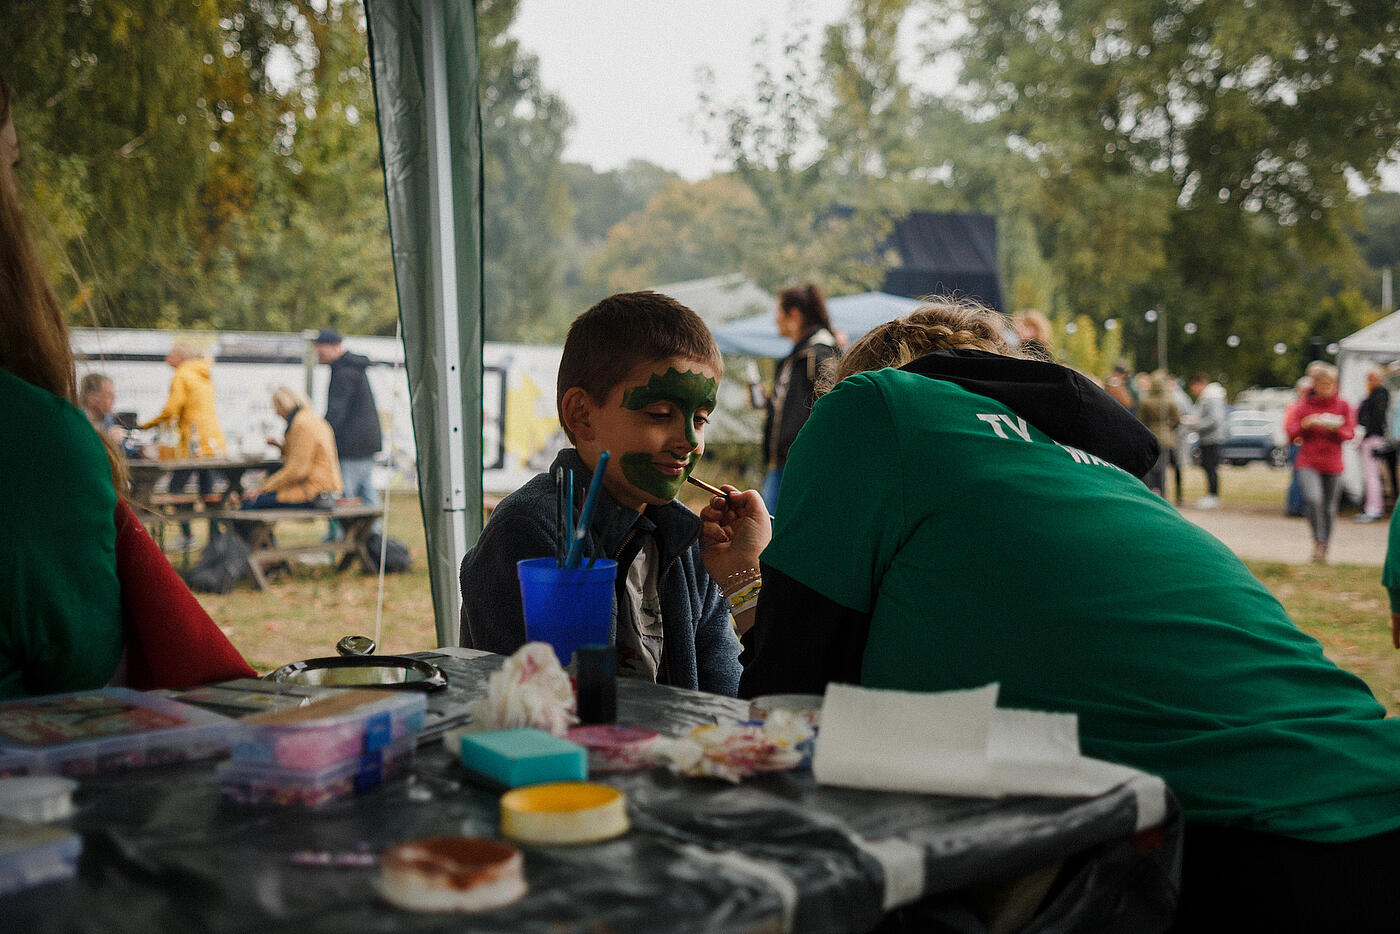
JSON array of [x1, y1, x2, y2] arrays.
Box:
[[8, 651, 1180, 933]]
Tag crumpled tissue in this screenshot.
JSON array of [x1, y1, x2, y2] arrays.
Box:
[[463, 642, 577, 736], [652, 709, 816, 783]]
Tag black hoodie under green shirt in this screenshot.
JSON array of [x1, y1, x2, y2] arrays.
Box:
[[742, 349, 1400, 844]]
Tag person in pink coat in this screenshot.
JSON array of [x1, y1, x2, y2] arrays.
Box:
[[1285, 362, 1356, 562]]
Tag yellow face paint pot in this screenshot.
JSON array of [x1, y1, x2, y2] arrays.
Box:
[[499, 781, 629, 845]]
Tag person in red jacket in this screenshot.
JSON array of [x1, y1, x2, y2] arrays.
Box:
[[1285, 361, 1356, 563]]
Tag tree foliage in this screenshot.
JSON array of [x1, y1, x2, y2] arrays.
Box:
[[934, 0, 1400, 384], [2, 1, 399, 334], [5, 0, 1397, 379]]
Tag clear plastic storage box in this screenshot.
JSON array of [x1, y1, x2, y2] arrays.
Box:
[[231, 688, 427, 770], [216, 734, 416, 808], [0, 687, 235, 777], [0, 748, 35, 779]]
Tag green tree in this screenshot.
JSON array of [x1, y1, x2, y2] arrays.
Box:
[[210, 1, 395, 334], [933, 0, 1400, 377], [478, 0, 573, 341], [578, 176, 757, 301], [2, 0, 227, 325], [699, 14, 901, 295], [563, 159, 679, 244], [5, 0, 578, 341], [1356, 192, 1400, 309]]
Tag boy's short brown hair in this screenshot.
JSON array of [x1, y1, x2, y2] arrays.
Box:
[[556, 291, 722, 440]]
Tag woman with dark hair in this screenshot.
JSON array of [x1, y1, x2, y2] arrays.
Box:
[[760, 284, 839, 513], [0, 77, 253, 696], [739, 296, 1400, 932]]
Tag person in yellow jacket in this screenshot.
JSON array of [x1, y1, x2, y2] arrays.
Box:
[[140, 341, 226, 456], [241, 387, 343, 508], [141, 341, 227, 549]]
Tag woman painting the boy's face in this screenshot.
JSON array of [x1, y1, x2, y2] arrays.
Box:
[[562, 357, 718, 511]]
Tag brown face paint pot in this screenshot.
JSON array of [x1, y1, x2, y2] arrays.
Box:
[[376, 836, 526, 912]]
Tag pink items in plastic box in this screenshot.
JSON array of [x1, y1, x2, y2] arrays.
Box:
[[217, 735, 415, 808], [232, 689, 426, 770]]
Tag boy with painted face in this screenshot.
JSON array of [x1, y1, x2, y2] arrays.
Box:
[[459, 292, 771, 695]]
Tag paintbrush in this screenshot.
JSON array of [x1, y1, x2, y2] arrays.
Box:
[[687, 474, 774, 521], [566, 451, 609, 568], [554, 466, 566, 567]]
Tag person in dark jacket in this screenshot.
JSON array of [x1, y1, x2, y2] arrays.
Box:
[[1356, 366, 1391, 522], [760, 284, 839, 514], [315, 328, 382, 533], [459, 291, 768, 694]]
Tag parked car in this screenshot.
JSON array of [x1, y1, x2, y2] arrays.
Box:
[[1225, 410, 1289, 467], [1191, 409, 1288, 467]]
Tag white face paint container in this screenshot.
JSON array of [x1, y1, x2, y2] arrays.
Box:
[[0, 776, 78, 822]]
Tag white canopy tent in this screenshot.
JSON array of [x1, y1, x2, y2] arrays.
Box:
[[1336, 310, 1400, 500]]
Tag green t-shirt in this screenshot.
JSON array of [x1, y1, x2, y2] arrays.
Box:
[[765, 368, 1400, 842], [1383, 508, 1400, 613], [0, 367, 123, 698]]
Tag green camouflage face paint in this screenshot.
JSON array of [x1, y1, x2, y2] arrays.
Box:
[[618, 367, 717, 501], [619, 450, 698, 500]]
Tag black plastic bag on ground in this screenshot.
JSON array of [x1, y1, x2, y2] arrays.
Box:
[[363, 532, 411, 573], [183, 530, 252, 593]]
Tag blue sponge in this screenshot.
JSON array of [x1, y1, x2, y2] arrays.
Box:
[[459, 729, 588, 788]]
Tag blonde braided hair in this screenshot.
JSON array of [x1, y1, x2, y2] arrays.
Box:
[[817, 297, 1023, 396]]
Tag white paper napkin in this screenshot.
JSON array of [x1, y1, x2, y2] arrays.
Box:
[[812, 682, 1149, 801]]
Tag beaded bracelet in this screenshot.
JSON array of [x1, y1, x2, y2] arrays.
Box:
[[717, 566, 761, 593], [726, 581, 762, 614]]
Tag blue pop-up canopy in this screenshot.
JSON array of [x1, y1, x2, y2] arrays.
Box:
[[712, 291, 922, 358]]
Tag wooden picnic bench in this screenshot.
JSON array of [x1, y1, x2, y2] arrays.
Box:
[[198, 503, 385, 590], [127, 456, 284, 553]]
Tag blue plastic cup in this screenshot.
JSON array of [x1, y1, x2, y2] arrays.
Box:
[[516, 558, 618, 667]]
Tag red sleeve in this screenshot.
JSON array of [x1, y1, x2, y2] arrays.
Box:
[[1284, 401, 1303, 440], [114, 501, 257, 690]]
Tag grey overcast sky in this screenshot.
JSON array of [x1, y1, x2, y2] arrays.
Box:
[[511, 1, 1398, 191], [511, 0, 955, 181]]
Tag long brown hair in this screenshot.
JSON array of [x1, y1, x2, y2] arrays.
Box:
[[778, 283, 833, 334], [0, 77, 127, 497], [818, 297, 1022, 396]]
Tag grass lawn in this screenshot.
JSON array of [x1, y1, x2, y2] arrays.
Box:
[[191, 493, 438, 673], [192, 464, 1400, 715], [1247, 561, 1398, 712]]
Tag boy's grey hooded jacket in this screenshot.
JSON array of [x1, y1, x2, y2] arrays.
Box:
[[459, 449, 742, 696]]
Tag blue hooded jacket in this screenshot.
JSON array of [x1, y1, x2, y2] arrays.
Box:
[[459, 449, 742, 696]]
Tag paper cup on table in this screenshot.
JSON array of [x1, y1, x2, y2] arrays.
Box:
[[516, 558, 617, 668]]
